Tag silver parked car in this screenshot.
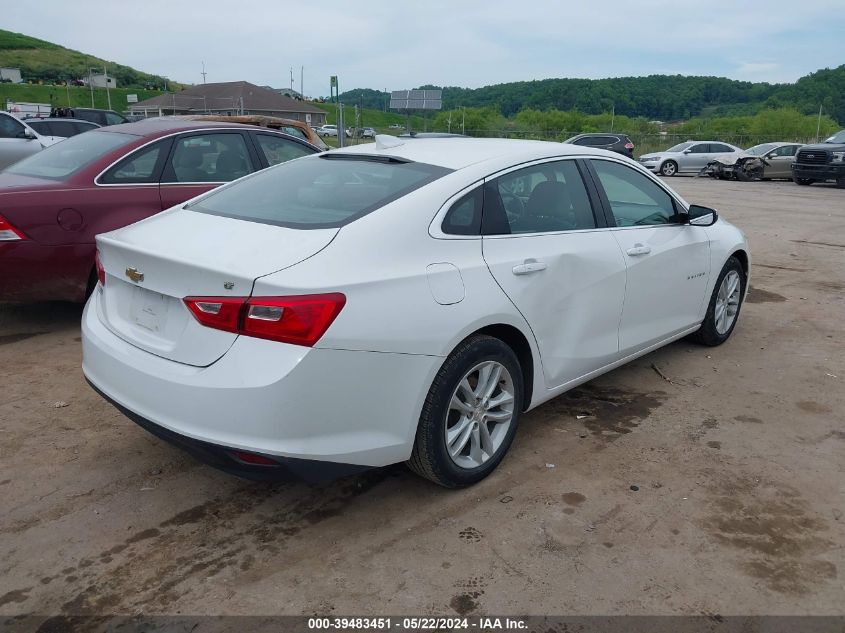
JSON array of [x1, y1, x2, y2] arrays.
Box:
[[0, 112, 65, 171], [639, 140, 743, 176]]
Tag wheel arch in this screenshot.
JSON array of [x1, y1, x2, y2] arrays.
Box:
[[467, 323, 535, 411], [730, 248, 749, 278]]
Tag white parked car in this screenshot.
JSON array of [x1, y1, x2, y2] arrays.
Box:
[[639, 140, 743, 176], [82, 137, 750, 487], [318, 124, 338, 137], [0, 111, 65, 171]]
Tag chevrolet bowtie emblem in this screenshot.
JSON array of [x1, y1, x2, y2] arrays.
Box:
[[125, 267, 144, 283]]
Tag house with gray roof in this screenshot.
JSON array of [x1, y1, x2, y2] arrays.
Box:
[[129, 81, 326, 125]]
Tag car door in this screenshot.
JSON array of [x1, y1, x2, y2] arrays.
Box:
[[587, 158, 711, 354], [480, 158, 627, 389], [681, 143, 711, 171], [0, 114, 42, 170], [88, 137, 171, 234], [767, 144, 799, 178], [159, 130, 258, 209]]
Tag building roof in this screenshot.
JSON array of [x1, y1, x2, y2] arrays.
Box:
[[130, 81, 325, 114]]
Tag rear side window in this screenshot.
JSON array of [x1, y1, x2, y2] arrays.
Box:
[[255, 133, 315, 166], [484, 159, 597, 235], [189, 155, 451, 229], [442, 187, 483, 235], [105, 112, 126, 125], [100, 140, 168, 184], [163, 133, 252, 183], [711, 144, 733, 152]]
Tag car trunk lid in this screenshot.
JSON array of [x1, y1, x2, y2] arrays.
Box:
[[96, 208, 338, 366]]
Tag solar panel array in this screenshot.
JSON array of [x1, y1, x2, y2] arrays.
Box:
[[389, 89, 442, 110]]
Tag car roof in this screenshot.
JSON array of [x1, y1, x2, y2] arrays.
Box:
[[97, 118, 284, 138], [331, 136, 617, 170], [25, 118, 100, 125]]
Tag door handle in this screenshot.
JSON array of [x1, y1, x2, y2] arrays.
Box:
[[626, 243, 651, 256], [512, 259, 547, 275]]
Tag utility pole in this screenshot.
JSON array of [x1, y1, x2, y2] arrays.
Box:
[[300, 66, 304, 100], [88, 68, 94, 107], [104, 65, 111, 111], [816, 104, 823, 142], [290, 67, 294, 94], [462, 107, 465, 135], [201, 61, 207, 84], [610, 104, 615, 132]]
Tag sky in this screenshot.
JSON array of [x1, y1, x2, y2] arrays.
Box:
[[5, 0, 844, 96]]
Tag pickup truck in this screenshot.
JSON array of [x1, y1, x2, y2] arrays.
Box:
[[792, 129, 845, 188]]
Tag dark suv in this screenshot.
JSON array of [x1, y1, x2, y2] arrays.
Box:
[[57, 107, 128, 127], [564, 133, 635, 158], [791, 129, 845, 188]]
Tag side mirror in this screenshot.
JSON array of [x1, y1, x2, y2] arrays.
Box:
[[766, 152, 777, 159], [22, 128, 38, 140], [687, 204, 718, 226], [683, 149, 692, 154]]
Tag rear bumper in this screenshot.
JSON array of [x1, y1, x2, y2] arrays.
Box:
[[82, 289, 441, 472], [792, 164, 845, 180], [86, 378, 368, 482]]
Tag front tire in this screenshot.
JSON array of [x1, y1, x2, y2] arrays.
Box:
[[837, 177, 845, 189], [660, 160, 678, 176], [690, 256, 746, 347], [407, 335, 523, 487]]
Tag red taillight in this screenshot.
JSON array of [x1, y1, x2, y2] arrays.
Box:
[[183, 293, 346, 347], [625, 142, 634, 149], [95, 250, 106, 286], [0, 213, 27, 241], [183, 296, 247, 333]]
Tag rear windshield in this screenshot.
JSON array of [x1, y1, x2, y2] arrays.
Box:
[[188, 155, 451, 229], [5, 130, 136, 180]]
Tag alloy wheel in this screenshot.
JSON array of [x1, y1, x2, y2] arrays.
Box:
[[715, 270, 741, 335], [444, 361, 515, 469]]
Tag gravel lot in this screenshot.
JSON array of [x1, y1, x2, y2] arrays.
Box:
[[1, 177, 843, 626]]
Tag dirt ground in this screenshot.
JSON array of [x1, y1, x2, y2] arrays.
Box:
[[1, 177, 843, 626]]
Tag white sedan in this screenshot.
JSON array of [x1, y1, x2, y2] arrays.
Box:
[[82, 137, 750, 487]]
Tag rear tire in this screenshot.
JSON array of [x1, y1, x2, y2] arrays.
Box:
[[690, 256, 746, 347], [407, 335, 523, 488], [793, 176, 814, 186], [660, 160, 678, 176], [836, 177, 845, 189]]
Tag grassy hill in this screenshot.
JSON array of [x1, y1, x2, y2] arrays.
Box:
[[0, 29, 173, 89], [0, 83, 165, 113]]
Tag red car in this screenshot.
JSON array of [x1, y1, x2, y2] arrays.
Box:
[[0, 119, 320, 302]]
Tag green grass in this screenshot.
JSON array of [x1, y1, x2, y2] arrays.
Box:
[[0, 83, 166, 113]]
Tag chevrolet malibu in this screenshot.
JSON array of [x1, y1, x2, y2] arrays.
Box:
[[83, 137, 750, 487]]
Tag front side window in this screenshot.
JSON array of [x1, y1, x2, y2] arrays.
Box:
[[666, 142, 694, 153], [591, 160, 679, 227], [165, 133, 252, 183], [255, 133, 315, 166], [100, 140, 166, 184], [484, 160, 597, 235], [189, 155, 450, 229], [0, 115, 26, 139], [776, 145, 799, 157], [690, 144, 711, 154], [5, 130, 136, 180]]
